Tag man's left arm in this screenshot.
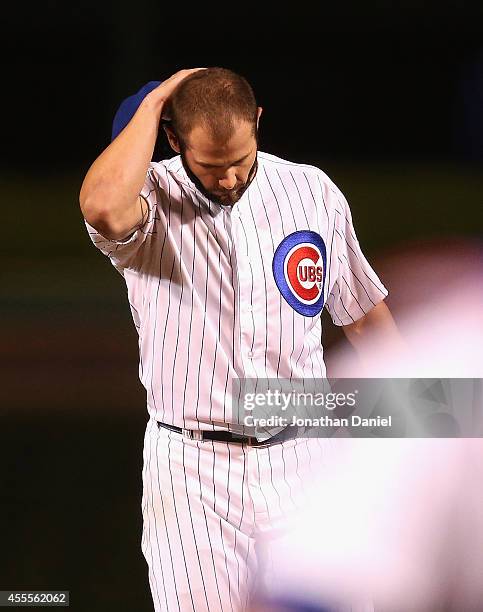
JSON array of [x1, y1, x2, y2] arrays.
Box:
[[322, 183, 407, 371], [341, 300, 407, 371]]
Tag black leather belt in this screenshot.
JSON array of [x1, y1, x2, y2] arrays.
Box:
[[156, 421, 299, 447]]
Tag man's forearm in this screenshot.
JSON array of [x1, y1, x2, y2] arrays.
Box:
[[341, 300, 407, 368], [79, 68, 205, 237], [79, 88, 165, 223]]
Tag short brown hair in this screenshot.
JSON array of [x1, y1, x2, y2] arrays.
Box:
[[167, 67, 258, 146]]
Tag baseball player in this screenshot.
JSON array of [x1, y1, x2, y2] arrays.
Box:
[[79, 67, 401, 611]]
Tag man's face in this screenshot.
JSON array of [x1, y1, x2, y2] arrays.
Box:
[[176, 117, 259, 207]]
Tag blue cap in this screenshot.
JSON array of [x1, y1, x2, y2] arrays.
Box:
[[111, 80, 162, 142]]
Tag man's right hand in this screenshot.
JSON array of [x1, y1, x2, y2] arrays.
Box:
[[152, 68, 206, 119]]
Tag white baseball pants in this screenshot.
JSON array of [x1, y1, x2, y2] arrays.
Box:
[[141, 417, 355, 612]]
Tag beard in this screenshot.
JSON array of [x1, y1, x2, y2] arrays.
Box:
[[180, 149, 259, 207]]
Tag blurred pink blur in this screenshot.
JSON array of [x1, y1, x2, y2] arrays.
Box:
[[253, 238, 483, 612], [327, 237, 483, 377], [258, 438, 483, 612]]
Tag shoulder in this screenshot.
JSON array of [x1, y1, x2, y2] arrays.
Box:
[[258, 151, 339, 190], [258, 151, 346, 209]]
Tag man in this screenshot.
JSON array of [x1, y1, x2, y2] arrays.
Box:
[[79, 67, 401, 612]]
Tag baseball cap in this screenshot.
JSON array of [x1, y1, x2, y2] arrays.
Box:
[[111, 80, 162, 142]]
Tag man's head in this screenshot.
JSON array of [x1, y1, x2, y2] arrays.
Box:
[[163, 67, 262, 206]]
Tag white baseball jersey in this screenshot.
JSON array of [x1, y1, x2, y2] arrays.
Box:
[[84, 151, 387, 429]]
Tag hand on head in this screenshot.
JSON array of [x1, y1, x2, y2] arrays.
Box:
[[157, 68, 207, 120]]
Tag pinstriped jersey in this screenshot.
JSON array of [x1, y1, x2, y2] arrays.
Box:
[[84, 151, 387, 429]]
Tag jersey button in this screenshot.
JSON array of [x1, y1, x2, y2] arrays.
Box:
[[246, 305, 253, 313], [247, 351, 254, 359]]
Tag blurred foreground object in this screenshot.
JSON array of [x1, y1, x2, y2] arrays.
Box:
[[328, 238, 483, 377], [257, 438, 483, 612], [252, 239, 483, 611]]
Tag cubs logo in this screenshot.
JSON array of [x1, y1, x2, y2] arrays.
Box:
[[272, 230, 327, 317]]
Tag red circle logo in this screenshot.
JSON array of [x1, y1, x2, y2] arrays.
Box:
[[284, 243, 324, 304]]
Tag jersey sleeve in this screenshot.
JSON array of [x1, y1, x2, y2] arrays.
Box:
[[83, 168, 158, 276], [325, 190, 388, 326]]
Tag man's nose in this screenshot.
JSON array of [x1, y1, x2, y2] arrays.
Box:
[[218, 170, 237, 191]]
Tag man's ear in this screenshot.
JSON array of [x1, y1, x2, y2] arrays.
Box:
[[162, 124, 181, 154], [256, 106, 263, 128]]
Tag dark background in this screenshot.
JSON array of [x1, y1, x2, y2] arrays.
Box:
[[2, 2, 483, 610]]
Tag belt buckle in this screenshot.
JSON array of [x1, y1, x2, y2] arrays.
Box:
[[246, 435, 268, 447], [182, 429, 203, 441]]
